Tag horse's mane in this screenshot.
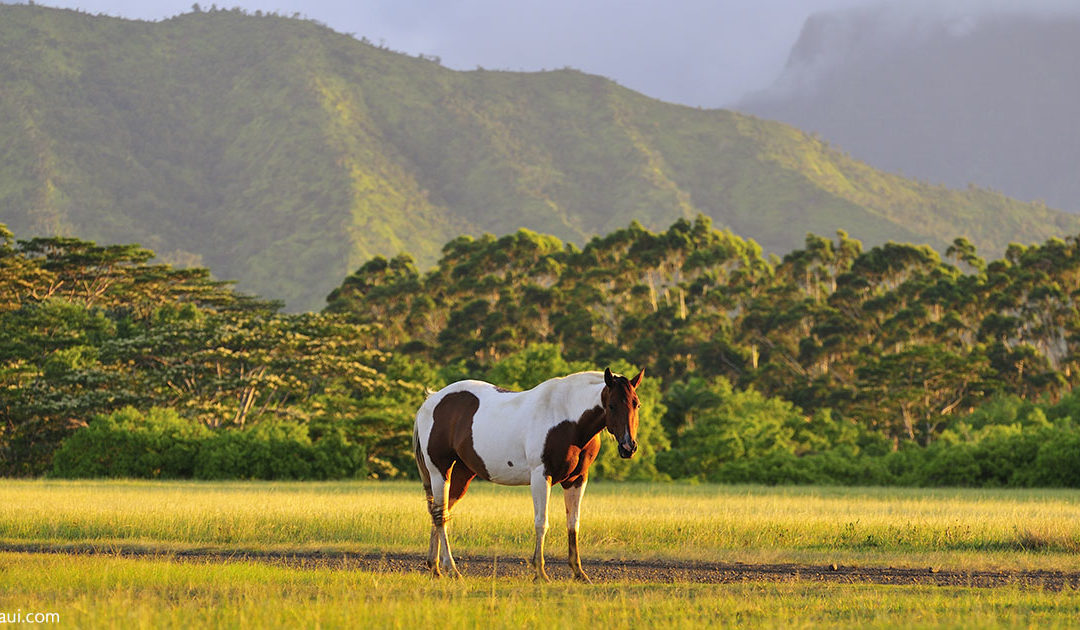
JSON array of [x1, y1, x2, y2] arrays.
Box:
[[567, 370, 605, 383], [514, 370, 604, 397], [547, 370, 605, 389]]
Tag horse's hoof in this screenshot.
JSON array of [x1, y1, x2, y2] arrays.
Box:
[[573, 572, 592, 584]]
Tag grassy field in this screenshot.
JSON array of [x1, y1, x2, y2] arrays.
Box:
[[3, 480, 1080, 628], [3, 480, 1080, 570]]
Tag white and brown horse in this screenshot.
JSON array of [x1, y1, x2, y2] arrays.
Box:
[[413, 367, 644, 581]]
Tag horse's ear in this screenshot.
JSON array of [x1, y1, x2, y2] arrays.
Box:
[[604, 367, 615, 387], [630, 367, 645, 388]]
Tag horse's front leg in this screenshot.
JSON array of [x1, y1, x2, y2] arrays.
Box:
[[563, 476, 590, 582], [529, 468, 552, 582]]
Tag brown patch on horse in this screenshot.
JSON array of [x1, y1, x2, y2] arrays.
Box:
[[541, 406, 604, 485], [561, 475, 586, 490], [428, 391, 491, 481], [447, 463, 477, 510]]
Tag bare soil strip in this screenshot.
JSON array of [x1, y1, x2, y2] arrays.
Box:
[[5, 542, 1078, 589]]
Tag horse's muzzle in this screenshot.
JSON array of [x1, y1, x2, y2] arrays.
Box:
[[617, 441, 637, 459]]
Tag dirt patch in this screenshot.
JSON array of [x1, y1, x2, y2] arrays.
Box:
[[5, 543, 1078, 589]]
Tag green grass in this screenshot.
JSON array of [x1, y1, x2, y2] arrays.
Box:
[[3, 480, 1080, 572], [1, 552, 1079, 629]]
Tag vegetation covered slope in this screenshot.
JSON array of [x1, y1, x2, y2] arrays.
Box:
[[2, 4, 1078, 310]]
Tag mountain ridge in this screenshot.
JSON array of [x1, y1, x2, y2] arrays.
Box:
[[1, 4, 1077, 310]]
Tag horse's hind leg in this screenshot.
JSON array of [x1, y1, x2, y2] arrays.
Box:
[[423, 467, 446, 577], [428, 462, 463, 578], [415, 431, 445, 576], [435, 462, 476, 576]]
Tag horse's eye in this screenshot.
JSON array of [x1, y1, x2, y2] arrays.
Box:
[[608, 403, 615, 411]]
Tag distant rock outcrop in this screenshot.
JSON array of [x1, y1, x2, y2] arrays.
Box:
[[740, 6, 1080, 213]]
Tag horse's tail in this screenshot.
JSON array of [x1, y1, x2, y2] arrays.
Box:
[[413, 391, 437, 502]]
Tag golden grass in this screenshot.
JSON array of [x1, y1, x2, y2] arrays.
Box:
[[2, 480, 1080, 573]]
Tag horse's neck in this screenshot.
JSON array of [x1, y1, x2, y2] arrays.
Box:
[[572, 402, 607, 444], [560, 373, 602, 397], [552, 379, 606, 442], [542, 376, 602, 413]]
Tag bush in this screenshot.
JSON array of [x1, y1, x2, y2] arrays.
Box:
[[968, 426, 1043, 487], [52, 408, 371, 480], [918, 443, 981, 487], [194, 421, 320, 480], [701, 451, 892, 486], [194, 419, 371, 480], [1022, 433, 1080, 487], [51, 407, 209, 478], [657, 377, 810, 480]]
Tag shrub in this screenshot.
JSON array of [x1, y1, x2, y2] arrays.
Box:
[[194, 421, 315, 480], [51, 407, 209, 478], [918, 443, 981, 487], [1022, 433, 1080, 487], [53, 408, 372, 480]]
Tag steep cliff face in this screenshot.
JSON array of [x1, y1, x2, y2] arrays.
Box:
[[741, 7, 1080, 213]]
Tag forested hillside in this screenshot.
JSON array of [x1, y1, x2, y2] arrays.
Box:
[[9, 219, 1080, 487], [3, 4, 1077, 310]]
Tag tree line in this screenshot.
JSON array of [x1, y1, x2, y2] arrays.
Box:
[[328, 215, 1080, 445], [0, 225, 427, 476], [7, 217, 1080, 485]]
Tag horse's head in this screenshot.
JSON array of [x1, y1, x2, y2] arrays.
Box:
[[602, 367, 645, 459]]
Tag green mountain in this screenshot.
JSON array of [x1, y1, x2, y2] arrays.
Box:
[[2, 4, 1077, 310]]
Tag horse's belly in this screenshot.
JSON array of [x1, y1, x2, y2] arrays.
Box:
[[475, 440, 532, 485], [484, 463, 532, 486]]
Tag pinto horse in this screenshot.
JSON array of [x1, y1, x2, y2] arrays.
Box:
[[413, 367, 644, 581]]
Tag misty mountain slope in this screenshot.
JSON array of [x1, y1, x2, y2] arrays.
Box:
[[740, 7, 1080, 214], [2, 5, 1078, 310]]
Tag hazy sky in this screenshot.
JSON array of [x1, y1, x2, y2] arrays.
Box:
[[18, 0, 1077, 108], [16, 0, 873, 107]]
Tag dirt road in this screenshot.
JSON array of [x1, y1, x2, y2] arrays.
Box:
[[6, 543, 1078, 589]]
